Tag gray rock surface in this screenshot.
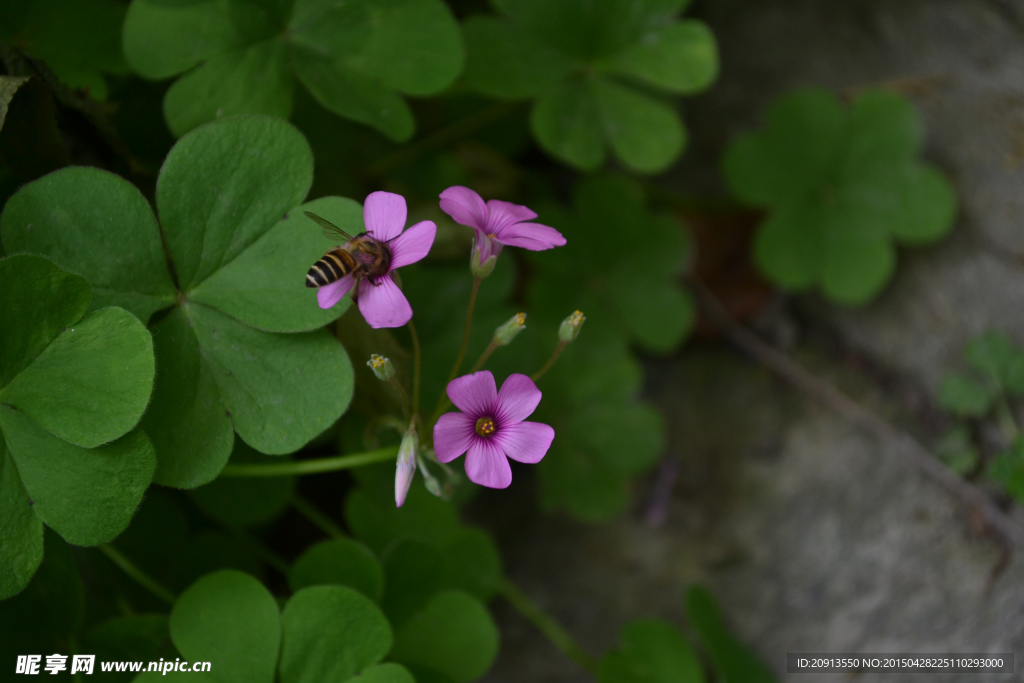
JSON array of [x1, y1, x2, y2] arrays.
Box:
[[483, 1, 1024, 681]]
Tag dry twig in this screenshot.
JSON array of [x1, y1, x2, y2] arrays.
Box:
[[690, 278, 1024, 551]]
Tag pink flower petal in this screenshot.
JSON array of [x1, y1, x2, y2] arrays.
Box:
[[465, 438, 512, 488], [357, 274, 412, 328], [389, 220, 436, 269], [485, 199, 537, 234], [439, 186, 488, 230], [433, 412, 475, 463], [364, 191, 407, 242], [494, 373, 542, 424], [316, 273, 356, 309], [446, 370, 497, 418], [493, 421, 554, 464], [494, 222, 566, 250]]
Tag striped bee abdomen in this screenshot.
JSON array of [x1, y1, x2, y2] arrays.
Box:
[[305, 249, 357, 288]]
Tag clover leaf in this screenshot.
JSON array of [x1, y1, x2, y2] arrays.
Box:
[[122, 0, 463, 139], [0, 255, 156, 598], [684, 585, 776, 683], [724, 88, 957, 304], [1, 116, 355, 489], [989, 437, 1024, 504], [170, 570, 281, 683], [155, 571, 410, 683], [463, 0, 717, 172], [937, 331, 1024, 419], [599, 619, 704, 683], [0, 0, 128, 100], [527, 175, 694, 354]]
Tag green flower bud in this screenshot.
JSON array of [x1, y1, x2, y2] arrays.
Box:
[[395, 426, 418, 508], [367, 354, 395, 381], [558, 310, 585, 343], [494, 312, 526, 346]]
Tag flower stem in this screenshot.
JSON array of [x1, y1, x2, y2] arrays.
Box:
[[292, 495, 347, 539], [389, 376, 411, 423], [409, 320, 422, 419], [97, 544, 175, 606], [227, 528, 291, 575], [531, 341, 566, 382], [431, 277, 482, 422], [451, 277, 481, 383], [219, 447, 398, 478], [498, 579, 598, 674], [469, 339, 499, 374]]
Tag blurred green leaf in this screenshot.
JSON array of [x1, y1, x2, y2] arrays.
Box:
[[599, 619, 704, 683], [988, 437, 1024, 502], [347, 663, 416, 683], [170, 570, 280, 683], [462, 18, 577, 99], [724, 88, 955, 304], [381, 540, 448, 628], [0, 0, 127, 99], [288, 539, 385, 602], [280, 585, 392, 683], [0, 531, 82, 658], [685, 585, 776, 683], [597, 21, 717, 94], [934, 426, 978, 476], [390, 590, 499, 683], [124, 0, 463, 138], [467, 0, 714, 171], [965, 331, 1015, 385], [83, 615, 177, 682], [938, 374, 993, 418], [191, 443, 296, 527]]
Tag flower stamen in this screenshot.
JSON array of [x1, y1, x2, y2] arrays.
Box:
[[475, 416, 496, 437]]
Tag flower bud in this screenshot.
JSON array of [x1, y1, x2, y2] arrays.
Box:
[[494, 313, 526, 346], [470, 234, 501, 278], [367, 354, 395, 381], [558, 310, 585, 343], [394, 426, 418, 508]]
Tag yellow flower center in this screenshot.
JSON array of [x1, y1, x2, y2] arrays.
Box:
[[475, 416, 496, 437]]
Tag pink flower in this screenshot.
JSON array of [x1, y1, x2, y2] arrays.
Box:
[[433, 371, 554, 489], [317, 191, 436, 328], [438, 186, 565, 275]]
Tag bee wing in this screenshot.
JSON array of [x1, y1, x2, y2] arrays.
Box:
[[304, 211, 356, 242]]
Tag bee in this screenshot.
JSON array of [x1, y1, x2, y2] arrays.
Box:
[[303, 211, 392, 291]]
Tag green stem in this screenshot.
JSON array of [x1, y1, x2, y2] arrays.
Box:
[[409, 320, 422, 419], [389, 376, 411, 424], [292, 495, 347, 540], [228, 529, 290, 574], [97, 544, 175, 606], [451, 278, 481, 382], [220, 447, 398, 478], [996, 394, 1020, 441], [431, 277, 482, 422], [468, 339, 499, 375], [531, 341, 566, 383], [366, 103, 513, 177], [499, 579, 598, 674]]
